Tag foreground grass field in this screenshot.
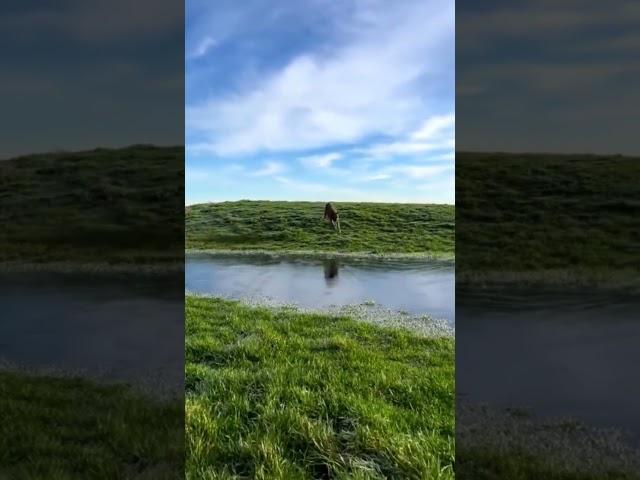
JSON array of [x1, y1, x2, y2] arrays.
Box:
[[186, 296, 454, 479], [0, 371, 183, 479], [457, 152, 640, 285], [0, 145, 184, 266], [186, 201, 454, 258]]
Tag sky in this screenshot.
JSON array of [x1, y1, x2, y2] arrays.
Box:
[[0, 0, 183, 159], [186, 0, 454, 205], [457, 0, 640, 155]]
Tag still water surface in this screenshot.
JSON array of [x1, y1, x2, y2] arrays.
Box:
[[185, 254, 455, 323], [0, 272, 183, 391], [1, 255, 454, 388], [457, 286, 640, 439]]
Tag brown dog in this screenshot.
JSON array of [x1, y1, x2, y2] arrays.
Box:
[[323, 202, 341, 233]]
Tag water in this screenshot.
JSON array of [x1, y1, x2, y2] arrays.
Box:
[[0, 272, 184, 392], [1, 254, 454, 388], [185, 254, 455, 323], [457, 285, 640, 439]]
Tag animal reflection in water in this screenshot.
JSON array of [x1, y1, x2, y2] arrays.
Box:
[[323, 259, 340, 286]]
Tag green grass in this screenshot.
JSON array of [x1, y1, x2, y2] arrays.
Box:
[[186, 201, 454, 258], [457, 152, 640, 285], [185, 296, 455, 479], [0, 145, 184, 265], [0, 371, 183, 479]]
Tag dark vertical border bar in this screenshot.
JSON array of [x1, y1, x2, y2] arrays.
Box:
[[456, 1, 640, 478], [0, 1, 185, 477]]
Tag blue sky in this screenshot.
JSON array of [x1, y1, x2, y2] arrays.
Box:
[[186, 0, 454, 205]]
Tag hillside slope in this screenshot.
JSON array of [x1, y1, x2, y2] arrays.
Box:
[[0, 145, 184, 265], [457, 152, 640, 284], [186, 201, 455, 257]]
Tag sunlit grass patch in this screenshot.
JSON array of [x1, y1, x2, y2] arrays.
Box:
[[186, 296, 455, 479]]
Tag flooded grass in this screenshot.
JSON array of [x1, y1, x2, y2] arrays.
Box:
[[0, 370, 183, 479], [186, 200, 454, 258], [187, 247, 454, 262], [186, 296, 454, 479], [186, 291, 454, 337]]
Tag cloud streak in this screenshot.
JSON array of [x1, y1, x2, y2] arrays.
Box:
[[190, 36, 218, 58], [252, 161, 286, 177], [299, 153, 342, 169]]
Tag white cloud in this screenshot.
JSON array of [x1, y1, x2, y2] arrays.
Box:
[[186, 0, 454, 156], [363, 139, 454, 157], [275, 175, 331, 193], [386, 164, 452, 180], [411, 113, 455, 141], [299, 152, 342, 168], [360, 113, 454, 158], [252, 160, 286, 177], [190, 36, 218, 58], [361, 173, 391, 181]]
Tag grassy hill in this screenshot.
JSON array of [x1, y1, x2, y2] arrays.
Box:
[[186, 201, 455, 258], [0, 145, 184, 266], [457, 152, 640, 285]]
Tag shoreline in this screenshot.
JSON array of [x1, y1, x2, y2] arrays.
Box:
[[185, 292, 454, 338], [0, 361, 183, 401], [186, 247, 455, 262], [457, 268, 639, 291]]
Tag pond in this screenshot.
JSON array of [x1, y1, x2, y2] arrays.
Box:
[[0, 272, 184, 393], [1, 254, 455, 390], [185, 254, 455, 323], [457, 285, 640, 440]]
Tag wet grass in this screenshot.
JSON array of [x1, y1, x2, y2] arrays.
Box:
[[186, 201, 454, 258], [457, 152, 640, 286], [186, 296, 455, 479], [0, 145, 184, 266], [0, 370, 183, 479]]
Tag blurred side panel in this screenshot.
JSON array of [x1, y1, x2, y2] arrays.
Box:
[[456, 1, 640, 478], [0, 1, 185, 478]]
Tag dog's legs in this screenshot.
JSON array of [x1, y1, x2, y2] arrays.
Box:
[[337, 217, 341, 233]]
